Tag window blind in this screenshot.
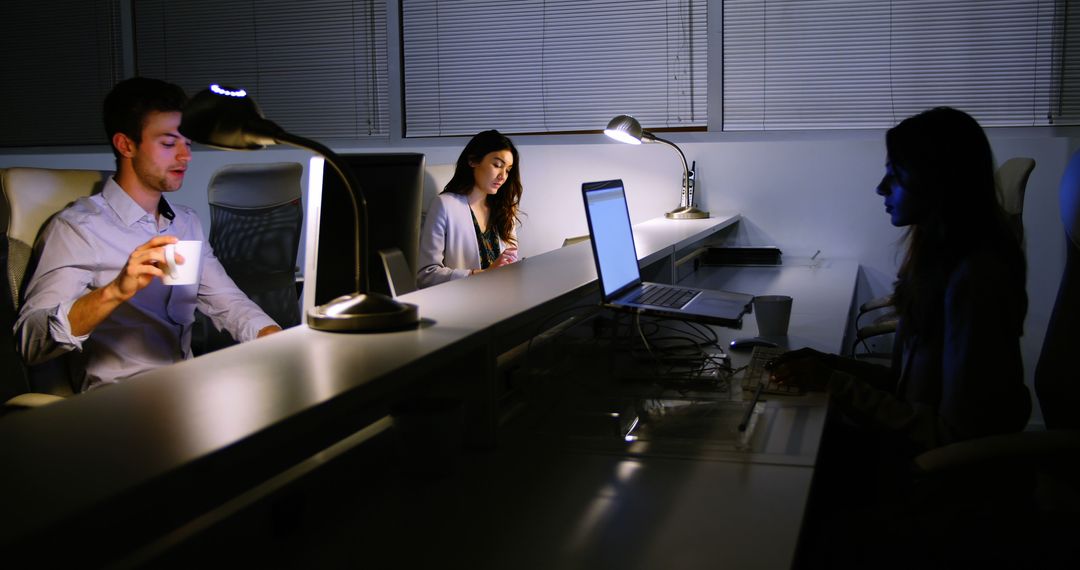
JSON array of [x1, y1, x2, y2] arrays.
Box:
[[723, 0, 1069, 130], [402, 0, 707, 137], [0, 0, 123, 147], [134, 0, 388, 139], [1055, 1, 1079, 124]]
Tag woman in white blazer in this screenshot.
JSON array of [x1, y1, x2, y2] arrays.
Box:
[[417, 130, 523, 288]]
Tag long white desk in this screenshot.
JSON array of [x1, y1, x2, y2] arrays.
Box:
[[342, 257, 859, 570], [0, 213, 742, 565], [227, 255, 858, 569]]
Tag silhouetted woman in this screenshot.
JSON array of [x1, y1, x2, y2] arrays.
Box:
[[774, 106, 1031, 453], [417, 130, 523, 288], [776, 106, 1032, 567]]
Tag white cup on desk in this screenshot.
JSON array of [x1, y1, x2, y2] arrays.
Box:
[[754, 295, 793, 337], [162, 240, 202, 285]]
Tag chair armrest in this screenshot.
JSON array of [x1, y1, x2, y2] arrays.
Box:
[[914, 429, 1080, 474], [859, 294, 894, 313], [856, 319, 898, 341], [5, 392, 65, 410]]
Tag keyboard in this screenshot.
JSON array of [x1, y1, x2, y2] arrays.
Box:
[[740, 345, 802, 395], [627, 284, 698, 309]]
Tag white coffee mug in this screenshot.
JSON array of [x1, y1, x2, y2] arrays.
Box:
[[162, 240, 203, 286], [754, 295, 793, 337]]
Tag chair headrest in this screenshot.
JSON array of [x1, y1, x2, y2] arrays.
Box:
[[1062, 149, 1080, 249], [996, 157, 1035, 215], [1, 167, 110, 245], [208, 162, 303, 209]]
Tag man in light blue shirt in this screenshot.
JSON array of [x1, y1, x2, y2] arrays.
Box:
[[15, 77, 280, 391]]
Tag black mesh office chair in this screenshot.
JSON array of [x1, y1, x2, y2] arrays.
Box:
[[197, 162, 303, 353]]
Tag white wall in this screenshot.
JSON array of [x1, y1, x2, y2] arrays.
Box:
[[3, 128, 1078, 422]]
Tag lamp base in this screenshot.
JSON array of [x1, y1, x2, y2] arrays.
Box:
[[665, 206, 710, 219], [307, 291, 419, 332]]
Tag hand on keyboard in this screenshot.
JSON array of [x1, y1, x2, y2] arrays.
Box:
[[765, 347, 834, 392], [740, 346, 802, 395]]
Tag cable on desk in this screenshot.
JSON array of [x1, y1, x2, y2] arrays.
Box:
[[614, 314, 734, 393], [511, 305, 739, 403], [635, 311, 664, 371]]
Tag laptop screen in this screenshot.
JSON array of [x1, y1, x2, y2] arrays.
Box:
[[582, 180, 641, 299]]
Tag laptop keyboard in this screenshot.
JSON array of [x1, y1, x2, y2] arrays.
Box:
[[627, 284, 698, 309]]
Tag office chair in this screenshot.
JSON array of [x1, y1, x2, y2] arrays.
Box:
[[562, 235, 590, 247], [198, 162, 303, 353], [852, 157, 1036, 358], [851, 294, 897, 362], [905, 150, 1080, 566], [0, 167, 109, 411], [996, 156, 1036, 244], [1034, 149, 1079, 430], [378, 248, 417, 297]]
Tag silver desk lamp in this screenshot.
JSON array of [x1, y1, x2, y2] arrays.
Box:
[[604, 114, 708, 219]]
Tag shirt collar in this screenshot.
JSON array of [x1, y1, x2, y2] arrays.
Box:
[[103, 177, 175, 226]]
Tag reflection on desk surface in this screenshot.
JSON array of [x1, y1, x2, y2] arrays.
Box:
[[525, 396, 763, 457], [504, 310, 825, 466]]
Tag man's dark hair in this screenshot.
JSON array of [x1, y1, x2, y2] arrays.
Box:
[[103, 77, 187, 167]]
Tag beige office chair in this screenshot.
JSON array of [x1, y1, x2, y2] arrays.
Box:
[[0, 167, 110, 411], [996, 156, 1036, 243], [852, 157, 1036, 357], [562, 235, 590, 247], [851, 294, 897, 361]]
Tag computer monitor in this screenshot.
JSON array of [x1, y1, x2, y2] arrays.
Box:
[[303, 153, 425, 315]]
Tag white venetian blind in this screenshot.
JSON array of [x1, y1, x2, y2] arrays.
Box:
[[402, 0, 707, 137], [134, 0, 388, 139], [724, 0, 1069, 130], [0, 0, 123, 147]]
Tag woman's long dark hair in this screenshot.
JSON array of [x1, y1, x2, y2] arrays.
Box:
[[887, 107, 1026, 340], [443, 129, 522, 246]]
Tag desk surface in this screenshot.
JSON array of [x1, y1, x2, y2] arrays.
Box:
[[322, 433, 820, 570], [269, 258, 857, 570], [439, 259, 857, 570], [685, 257, 858, 356], [0, 213, 741, 560]]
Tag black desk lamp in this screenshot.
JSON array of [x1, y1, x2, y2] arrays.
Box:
[[180, 84, 418, 332], [604, 114, 708, 219]]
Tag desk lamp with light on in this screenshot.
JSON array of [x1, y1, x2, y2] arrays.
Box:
[[604, 114, 708, 220], [180, 84, 418, 332]]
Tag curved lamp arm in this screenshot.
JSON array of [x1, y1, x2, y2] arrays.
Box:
[[180, 84, 416, 332], [274, 132, 368, 293], [604, 114, 707, 219], [649, 134, 690, 208]]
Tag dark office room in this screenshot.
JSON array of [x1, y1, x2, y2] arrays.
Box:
[[2, 1, 1079, 568]]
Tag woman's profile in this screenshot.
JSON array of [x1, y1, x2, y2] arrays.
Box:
[[776, 106, 1032, 567], [774, 106, 1030, 450], [417, 130, 523, 288]]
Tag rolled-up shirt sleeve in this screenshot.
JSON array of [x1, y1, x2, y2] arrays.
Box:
[[15, 217, 95, 365], [194, 244, 278, 342]]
